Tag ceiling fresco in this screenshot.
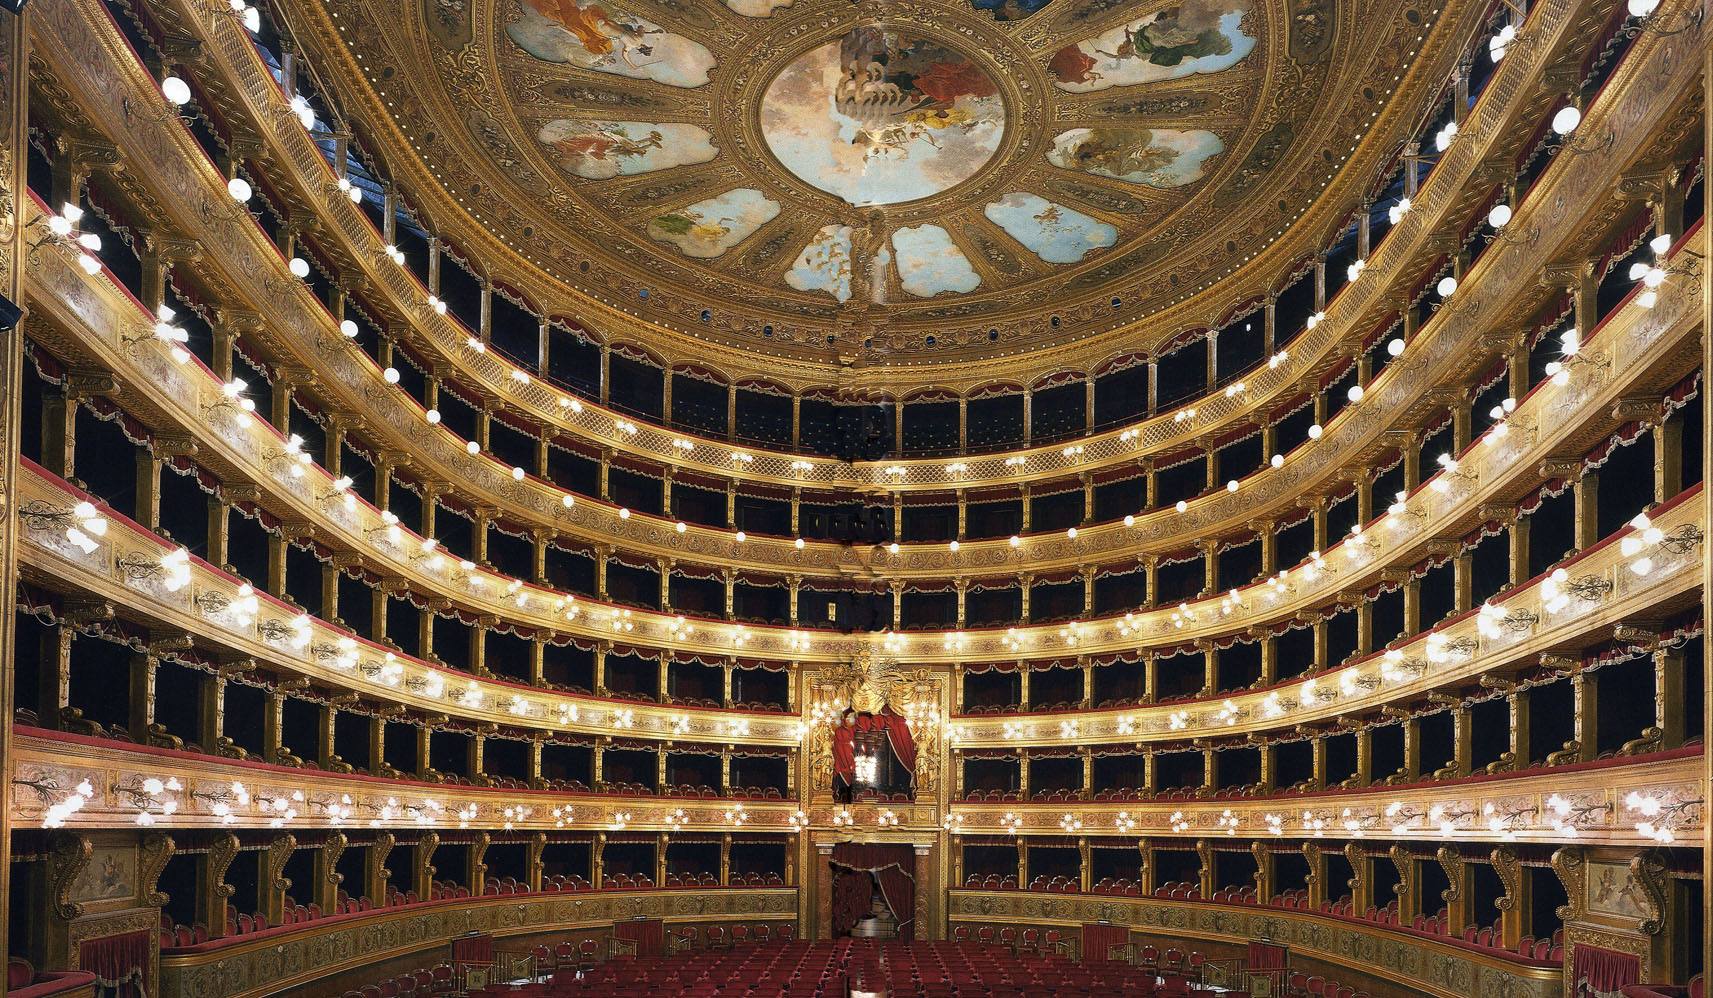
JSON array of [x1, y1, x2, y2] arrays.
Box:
[[305, 0, 1449, 366]]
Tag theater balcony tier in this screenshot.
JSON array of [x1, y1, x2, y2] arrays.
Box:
[[12, 727, 1703, 845], [18, 0, 1696, 495], [12, 457, 1704, 748]]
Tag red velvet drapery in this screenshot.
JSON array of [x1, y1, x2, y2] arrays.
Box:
[[832, 712, 917, 784], [1572, 945, 1642, 998], [78, 930, 151, 998], [1247, 941, 1289, 970], [1081, 924, 1129, 963], [615, 919, 664, 958], [831, 843, 916, 940], [882, 710, 916, 777], [451, 934, 493, 963], [831, 867, 873, 938]]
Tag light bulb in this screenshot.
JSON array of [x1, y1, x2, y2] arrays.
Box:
[[288, 257, 310, 278], [1347, 384, 1364, 403], [1628, 0, 1660, 15], [1487, 203, 1512, 229], [425, 408, 440, 424], [1437, 276, 1457, 297], [1551, 105, 1581, 135], [161, 75, 192, 106], [1270, 454, 1284, 468], [1308, 424, 1323, 439], [382, 367, 399, 383], [466, 440, 480, 454], [227, 177, 252, 202], [1387, 338, 1405, 357]]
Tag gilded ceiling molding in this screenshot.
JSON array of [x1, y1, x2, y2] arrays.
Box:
[[266, 0, 1484, 377], [20, 27, 1699, 592], [122, 0, 1585, 487]]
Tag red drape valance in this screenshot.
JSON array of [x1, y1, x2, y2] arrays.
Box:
[[1572, 945, 1642, 998], [78, 930, 151, 998]]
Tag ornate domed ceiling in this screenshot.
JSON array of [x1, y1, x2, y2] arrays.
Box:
[[305, 0, 1453, 374]]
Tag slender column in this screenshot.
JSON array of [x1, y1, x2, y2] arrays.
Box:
[[726, 384, 737, 440], [1022, 388, 1033, 444], [1656, 647, 1686, 749], [128, 647, 159, 743], [661, 369, 673, 425], [207, 493, 231, 568], [1401, 716, 1421, 780], [958, 397, 968, 451], [1573, 471, 1600, 551], [134, 449, 162, 532], [198, 672, 227, 756], [1656, 416, 1684, 503], [1451, 704, 1473, 778], [1569, 667, 1597, 763]]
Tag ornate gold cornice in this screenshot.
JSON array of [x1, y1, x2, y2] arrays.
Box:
[[267, 0, 1484, 376]]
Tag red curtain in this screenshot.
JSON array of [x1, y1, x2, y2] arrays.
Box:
[[1572, 945, 1642, 998], [1081, 924, 1129, 963], [881, 710, 917, 778], [615, 919, 664, 959], [831, 844, 916, 940], [834, 712, 917, 784], [78, 930, 151, 998], [1247, 941, 1288, 970], [452, 934, 493, 963], [833, 723, 856, 779], [831, 868, 873, 937]]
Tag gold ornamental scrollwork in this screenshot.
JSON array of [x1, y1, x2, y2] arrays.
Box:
[[323, 831, 348, 890], [1436, 846, 1463, 905], [267, 834, 297, 894], [1551, 846, 1587, 922], [1627, 850, 1668, 936], [140, 832, 175, 907], [807, 652, 945, 795], [1489, 845, 1521, 914], [47, 831, 93, 920]]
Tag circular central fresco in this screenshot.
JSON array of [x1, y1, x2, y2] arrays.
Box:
[[312, 0, 1444, 367], [760, 28, 1007, 207]]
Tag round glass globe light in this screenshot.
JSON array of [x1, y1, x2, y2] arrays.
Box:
[[161, 75, 192, 106]]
